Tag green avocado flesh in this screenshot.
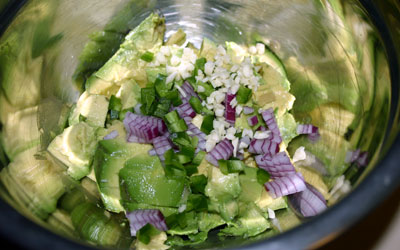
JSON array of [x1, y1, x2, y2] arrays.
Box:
[[93, 139, 152, 212], [119, 156, 185, 208]]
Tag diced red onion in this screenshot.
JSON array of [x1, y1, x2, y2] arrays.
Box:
[[261, 108, 282, 144], [297, 124, 320, 142], [184, 117, 206, 151], [172, 102, 196, 118], [256, 152, 296, 177], [345, 149, 360, 164], [206, 139, 234, 166], [297, 150, 329, 176], [356, 151, 368, 167], [248, 139, 279, 155], [257, 126, 268, 131], [345, 149, 368, 167], [225, 93, 236, 125], [123, 112, 167, 143], [288, 183, 327, 217], [126, 209, 168, 236], [153, 135, 173, 161], [103, 130, 119, 140], [265, 172, 306, 199], [243, 106, 254, 115], [247, 115, 259, 126], [180, 81, 199, 101], [148, 148, 157, 156]]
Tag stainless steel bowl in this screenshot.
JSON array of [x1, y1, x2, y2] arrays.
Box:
[[0, 0, 399, 249]]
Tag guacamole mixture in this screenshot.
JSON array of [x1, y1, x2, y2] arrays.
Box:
[[0, 6, 371, 249]]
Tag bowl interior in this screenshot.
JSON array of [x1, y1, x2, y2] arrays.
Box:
[[0, 0, 397, 249]]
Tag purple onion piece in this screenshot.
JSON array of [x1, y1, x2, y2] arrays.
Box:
[[265, 172, 306, 199], [247, 115, 259, 126], [173, 102, 196, 118], [103, 130, 119, 140], [148, 148, 157, 156], [225, 93, 236, 125], [152, 135, 173, 161], [206, 139, 234, 166], [345, 149, 368, 167], [256, 152, 296, 177], [248, 139, 279, 155], [297, 124, 320, 142], [184, 117, 206, 151], [288, 183, 327, 218], [243, 106, 254, 115], [126, 209, 168, 236], [261, 108, 282, 144], [356, 151, 368, 167], [257, 126, 268, 131], [180, 81, 199, 101], [123, 112, 167, 143]]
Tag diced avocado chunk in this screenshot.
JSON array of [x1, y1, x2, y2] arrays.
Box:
[[200, 38, 217, 62], [296, 166, 330, 200], [87, 13, 165, 94], [205, 167, 241, 221], [286, 57, 328, 114], [218, 199, 239, 222], [166, 28, 187, 46], [0, 148, 68, 219], [80, 177, 101, 200], [276, 112, 298, 146], [254, 82, 295, 117], [47, 122, 98, 180], [251, 45, 290, 91], [0, 33, 42, 108], [73, 31, 125, 89], [205, 167, 241, 202], [85, 75, 120, 97], [136, 231, 169, 250], [59, 188, 87, 213], [96, 120, 126, 141], [71, 202, 132, 247], [219, 202, 270, 238], [239, 167, 287, 212], [68, 91, 109, 127], [197, 212, 226, 232], [146, 67, 167, 84], [235, 113, 251, 131], [238, 167, 263, 203], [115, 80, 141, 110], [119, 156, 185, 207], [256, 189, 287, 211], [1, 106, 40, 160], [287, 56, 362, 116], [288, 129, 351, 180], [93, 139, 152, 212], [226, 41, 249, 64], [167, 211, 199, 236], [307, 103, 355, 137], [274, 208, 301, 232]]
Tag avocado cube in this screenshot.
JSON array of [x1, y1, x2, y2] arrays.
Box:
[[119, 156, 185, 207]]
